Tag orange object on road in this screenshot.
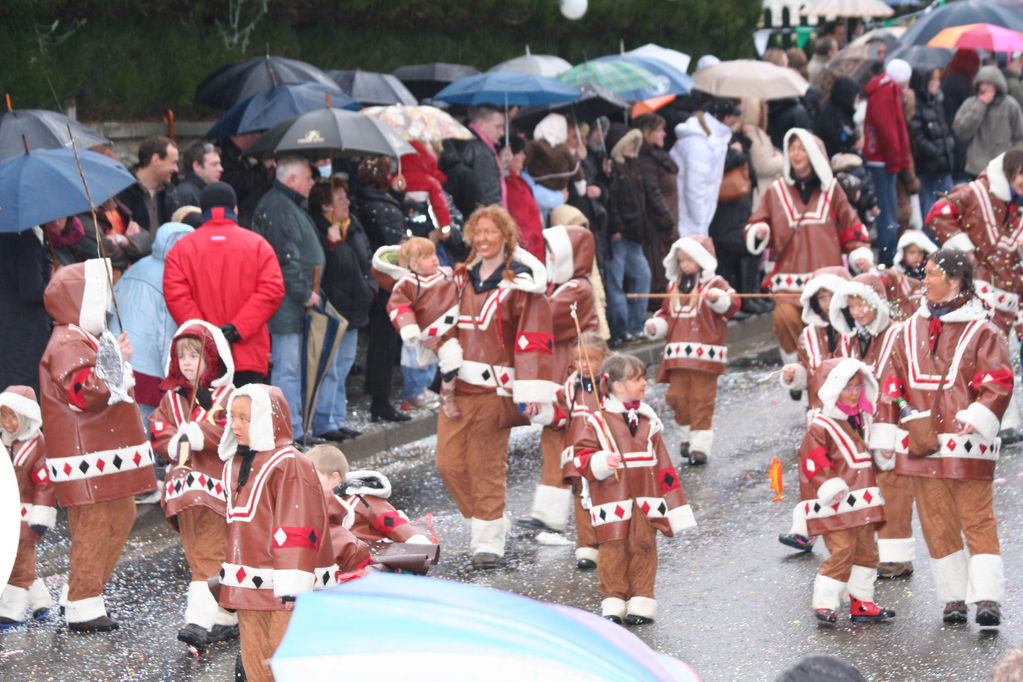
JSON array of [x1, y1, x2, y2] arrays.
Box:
[[768, 456, 783, 502]]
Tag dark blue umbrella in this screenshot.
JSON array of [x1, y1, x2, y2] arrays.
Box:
[[887, 44, 952, 72], [594, 54, 693, 100], [0, 147, 135, 233], [206, 82, 359, 139], [901, 0, 1023, 46], [194, 55, 340, 109], [433, 71, 580, 106], [328, 70, 418, 106]]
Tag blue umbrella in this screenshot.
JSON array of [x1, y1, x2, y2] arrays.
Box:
[[595, 54, 693, 100], [0, 147, 135, 233], [206, 82, 359, 139], [271, 572, 701, 681], [432, 71, 580, 106]]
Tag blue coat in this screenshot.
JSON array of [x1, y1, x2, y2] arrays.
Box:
[[111, 222, 194, 379]]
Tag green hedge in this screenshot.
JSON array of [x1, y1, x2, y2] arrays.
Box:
[[0, 0, 762, 120]]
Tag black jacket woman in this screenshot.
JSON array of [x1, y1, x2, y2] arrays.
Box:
[[353, 157, 412, 422], [909, 67, 956, 219]]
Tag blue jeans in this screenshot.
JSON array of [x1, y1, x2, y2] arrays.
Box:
[[917, 173, 953, 225], [401, 363, 437, 401], [869, 166, 898, 266], [271, 332, 304, 438], [312, 329, 359, 435], [605, 237, 652, 338]]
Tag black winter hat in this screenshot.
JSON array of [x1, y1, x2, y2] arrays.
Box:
[[199, 181, 237, 212], [706, 97, 741, 120]]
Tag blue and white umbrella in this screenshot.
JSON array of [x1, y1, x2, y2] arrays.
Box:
[[272, 572, 702, 681], [433, 71, 580, 107], [594, 54, 693, 100]]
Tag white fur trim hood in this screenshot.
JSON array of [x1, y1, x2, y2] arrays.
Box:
[[0, 390, 42, 443], [219, 384, 276, 458], [894, 230, 936, 272], [783, 128, 833, 187], [817, 357, 879, 420], [829, 279, 890, 337], [986, 153, 1011, 202], [372, 245, 407, 281], [800, 272, 851, 327], [663, 236, 717, 283], [164, 319, 235, 388]]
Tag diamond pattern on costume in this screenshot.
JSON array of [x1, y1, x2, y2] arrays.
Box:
[[663, 342, 727, 365], [164, 470, 227, 503], [770, 272, 813, 293], [635, 497, 671, 519], [270, 526, 322, 549], [50, 443, 155, 482], [590, 500, 634, 526], [804, 486, 884, 520], [220, 563, 274, 589]]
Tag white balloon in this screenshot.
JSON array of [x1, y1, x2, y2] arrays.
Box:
[[560, 0, 587, 20]]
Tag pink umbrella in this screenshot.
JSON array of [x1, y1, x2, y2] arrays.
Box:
[[928, 23, 1023, 52]]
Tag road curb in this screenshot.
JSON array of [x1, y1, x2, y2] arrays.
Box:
[[340, 312, 779, 461]]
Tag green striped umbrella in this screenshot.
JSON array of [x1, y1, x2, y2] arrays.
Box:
[[557, 59, 660, 96]]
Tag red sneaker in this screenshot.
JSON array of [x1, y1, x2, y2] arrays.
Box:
[[850, 598, 895, 623]]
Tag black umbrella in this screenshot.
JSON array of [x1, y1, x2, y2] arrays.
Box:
[[246, 108, 416, 160], [328, 70, 418, 106], [0, 108, 109, 161], [194, 55, 339, 110], [513, 83, 628, 130], [887, 45, 952, 73], [901, 0, 1023, 46], [393, 62, 480, 101]]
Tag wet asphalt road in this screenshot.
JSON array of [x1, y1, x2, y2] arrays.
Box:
[[2, 359, 1022, 681]]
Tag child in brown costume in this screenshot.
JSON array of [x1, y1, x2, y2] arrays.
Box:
[[572, 353, 696, 625], [0, 386, 56, 626], [645, 235, 739, 465], [149, 320, 237, 650], [217, 385, 335, 682], [798, 357, 893, 625]]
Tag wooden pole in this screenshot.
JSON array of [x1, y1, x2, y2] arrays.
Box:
[[627, 292, 785, 299], [67, 123, 123, 329]]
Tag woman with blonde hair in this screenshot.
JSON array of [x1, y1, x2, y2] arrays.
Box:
[[435, 205, 556, 569]]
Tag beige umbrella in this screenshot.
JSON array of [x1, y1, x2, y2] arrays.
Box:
[[692, 60, 809, 100], [802, 0, 894, 18]]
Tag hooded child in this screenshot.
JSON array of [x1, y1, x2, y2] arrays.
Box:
[[149, 320, 237, 650], [572, 353, 696, 625], [645, 236, 739, 465], [0, 386, 56, 626], [518, 224, 599, 534], [217, 384, 336, 682], [39, 259, 157, 632], [797, 358, 894, 625]]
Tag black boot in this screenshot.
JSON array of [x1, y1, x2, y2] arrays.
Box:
[[177, 623, 208, 650], [68, 615, 119, 632], [371, 397, 411, 423]]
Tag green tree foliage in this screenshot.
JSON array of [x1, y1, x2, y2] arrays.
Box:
[[0, 0, 762, 120]]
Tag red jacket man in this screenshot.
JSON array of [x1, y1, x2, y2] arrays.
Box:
[[163, 182, 284, 384]]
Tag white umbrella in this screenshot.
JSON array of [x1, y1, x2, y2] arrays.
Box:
[[693, 59, 809, 100], [802, 0, 894, 18], [490, 46, 573, 78], [626, 43, 691, 76]]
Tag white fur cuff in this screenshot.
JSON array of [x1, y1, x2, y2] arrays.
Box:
[[745, 223, 769, 255], [182, 421, 205, 452], [272, 569, 315, 598], [966, 553, 1005, 604], [531, 403, 555, 426], [590, 451, 618, 481], [65, 595, 106, 623], [877, 537, 915, 563], [779, 364, 807, 391], [27, 504, 56, 530], [944, 232, 975, 253], [627, 596, 657, 619], [437, 338, 463, 374], [513, 379, 558, 404], [848, 247, 875, 273], [406, 534, 433, 545], [602, 597, 627, 618], [707, 288, 731, 314], [399, 324, 422, 344], [667, 504, 697, 533], [646, 316, 669, 341], [816, 477, 849, 506], [873, 450, 896, 471], [956, 402, 1002, 441], [868, 422, 898, 452]]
